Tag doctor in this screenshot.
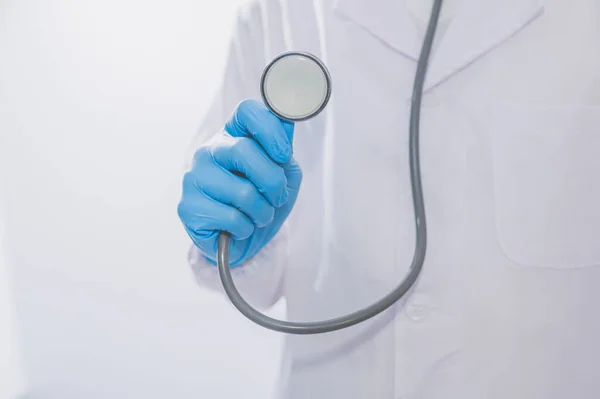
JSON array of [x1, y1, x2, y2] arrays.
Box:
[[178, 0, 600, 398]]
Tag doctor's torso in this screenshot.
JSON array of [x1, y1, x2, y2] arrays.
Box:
[[247, 0, 600, 398]]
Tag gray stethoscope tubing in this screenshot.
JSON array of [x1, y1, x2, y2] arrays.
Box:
[[216, 0, 443, 334]]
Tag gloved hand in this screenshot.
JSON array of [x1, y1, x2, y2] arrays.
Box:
[[178, 99, 302, 267]]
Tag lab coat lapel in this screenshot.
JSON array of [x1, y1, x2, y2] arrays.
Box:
[[424, 0, 544, 91], [332, 0, 422, 61], [332, 0, 545, 92]]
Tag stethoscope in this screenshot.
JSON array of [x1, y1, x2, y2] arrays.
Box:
[[217, 0, 443, 334]]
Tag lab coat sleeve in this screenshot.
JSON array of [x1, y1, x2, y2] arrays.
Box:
[[188, 223, 288, 310], [184, 2, 290, 310]]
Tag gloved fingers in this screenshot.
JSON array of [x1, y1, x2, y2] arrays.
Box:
[[271, 157, 304, 217], [178, 179, 255, 241], [210, 137, 290, 207], [195, 163, 275, 228], [283, 157, 303, 193], [226, 99, 294, 164]]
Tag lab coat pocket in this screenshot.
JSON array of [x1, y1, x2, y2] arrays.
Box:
[[490, 104, 600, 268]]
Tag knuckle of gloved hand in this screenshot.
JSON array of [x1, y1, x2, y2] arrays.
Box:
[[224, 207, 241, 224], [256, 207, 275, 228], [183, 169, 201, 190], [176, 199, 188, 222], [237, 182, 256, 205], [236, 98, 261, 118], [193, 145, 211, 161], [181, 171, 206, 199], [274, 169, 288, 191], [289, 163, 303, 186], [191, 146, 215, 171], [264, 169, 288, 206], [270, 134, 291, 163], [177, 202, 204, 239], [231, 136, 254, 156], [182, 171, 196, 189], [225, 210, 253, 238]]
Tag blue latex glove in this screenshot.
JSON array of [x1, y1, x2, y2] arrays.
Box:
[[178, 99, 302, 267]]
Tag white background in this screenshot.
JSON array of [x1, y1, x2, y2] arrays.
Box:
[[0, 0, 286, 398]]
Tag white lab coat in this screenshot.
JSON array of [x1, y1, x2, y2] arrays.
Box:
[[187, 0, 600, 397]]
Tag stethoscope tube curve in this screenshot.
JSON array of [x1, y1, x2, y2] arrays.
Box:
[[216, 0, 444, 334]]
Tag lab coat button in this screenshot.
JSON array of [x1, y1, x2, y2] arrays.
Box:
[[404, 294, 431, 322]]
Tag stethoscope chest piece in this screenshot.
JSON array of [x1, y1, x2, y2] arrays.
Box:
[[260, 51, 331, 122]]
